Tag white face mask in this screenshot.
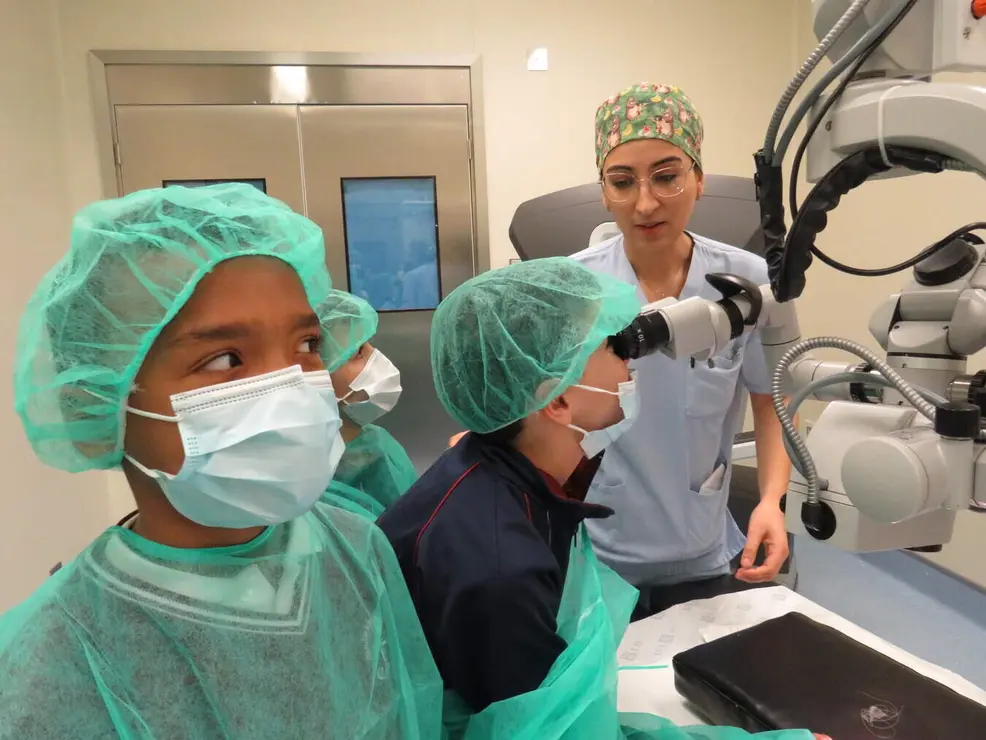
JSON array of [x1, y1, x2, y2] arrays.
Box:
[[566, 370, 639, 459], [125, 366, 345, 529], [338, 349, 402, 426]]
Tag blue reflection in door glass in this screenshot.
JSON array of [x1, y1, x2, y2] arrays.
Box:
[[342, 178, 441, 312]]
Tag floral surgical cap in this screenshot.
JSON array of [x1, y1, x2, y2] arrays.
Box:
[[594, 83, 704, 172]]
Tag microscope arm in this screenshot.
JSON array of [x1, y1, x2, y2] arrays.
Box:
[[754, 288, 857, 399], [753, 287, 981, 538], [640, 277, 982, 546], [749, 0, 986, 552], [806, 80, 986, 182], [632, 274, 766, 362], [659, 284, 857, 400]]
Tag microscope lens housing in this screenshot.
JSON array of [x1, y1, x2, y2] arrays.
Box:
[[607, 307, 672, 361]]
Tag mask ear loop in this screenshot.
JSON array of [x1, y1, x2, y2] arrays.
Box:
[[571, 372, 638, 431], [127, 407, 179, 422], [336, 349, 378, 403], [122, 452, 176, 481], [569, 384, 619, 396], [558, 382, 621, 441], [121, 405, 181, 479]]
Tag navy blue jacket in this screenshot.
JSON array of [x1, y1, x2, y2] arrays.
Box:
[[376, 433, 613, 713]]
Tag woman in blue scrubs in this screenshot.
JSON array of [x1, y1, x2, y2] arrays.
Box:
[[570, 83, 792, 618]]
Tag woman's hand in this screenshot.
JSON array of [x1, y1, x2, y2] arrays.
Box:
[[735, 500, 789, 583]]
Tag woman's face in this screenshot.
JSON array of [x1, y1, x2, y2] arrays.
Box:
[[331, 341, 375, 404], [601, 138, 704, 253], [124, 256, 325, 476]]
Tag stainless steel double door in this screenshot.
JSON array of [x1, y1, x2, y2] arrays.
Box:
[[114, 103, 476, 470]]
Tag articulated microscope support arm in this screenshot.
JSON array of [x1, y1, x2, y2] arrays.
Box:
[[806, 80, 986, 184], [739, 0, 986, 552]]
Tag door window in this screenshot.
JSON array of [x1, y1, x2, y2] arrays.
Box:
[[341, 177, 441, 312]]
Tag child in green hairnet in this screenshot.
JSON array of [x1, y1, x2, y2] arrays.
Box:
[[314, 289, 417, 519], [377, 257, 830, 740], [0, 183, 442, 739]]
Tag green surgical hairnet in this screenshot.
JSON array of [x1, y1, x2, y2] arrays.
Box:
[[0, 497, 444, 738], [431, 257, 641, 433], [326, 424, 418, 520], [315, 289, 379, 372], [14, 183, 331, 473]]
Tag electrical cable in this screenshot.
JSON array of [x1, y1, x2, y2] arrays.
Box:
[[773, 0, 914, 165], [772, 335, 937, 534], [763, 0, 872, 159], [810, 222, 986, 277], [789, 0, 919, 218]]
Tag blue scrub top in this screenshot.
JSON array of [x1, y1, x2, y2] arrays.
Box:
[[570, 233, 772, 587]]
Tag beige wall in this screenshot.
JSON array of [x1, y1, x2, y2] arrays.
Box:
[[0, 0, 109, 609], [52, 0, 800, 269]]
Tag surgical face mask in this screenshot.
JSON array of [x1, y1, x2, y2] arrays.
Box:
[[338, 349, 402, 426], [125, 365, 345, 529], [566, 370, 639, 459]]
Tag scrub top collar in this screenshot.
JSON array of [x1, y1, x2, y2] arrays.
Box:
[[616, 231, 709, 303]]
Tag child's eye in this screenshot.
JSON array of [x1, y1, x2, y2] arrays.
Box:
[[299, 336, 321, 354], [201, 352, 242, 372]]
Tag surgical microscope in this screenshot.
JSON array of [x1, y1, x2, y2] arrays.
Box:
[[616, 0, 986, 554]]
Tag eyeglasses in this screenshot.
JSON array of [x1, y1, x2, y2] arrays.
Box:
[[599, 161, 695, 203]]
